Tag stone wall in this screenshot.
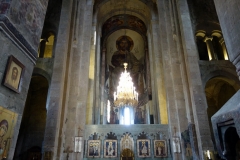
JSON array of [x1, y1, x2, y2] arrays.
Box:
[[213, 0, 240, 78], [14, 76, 48, 160], [0, 0, 49, 159], [0, 31, 35, 159], [8, 0, 48, 50]]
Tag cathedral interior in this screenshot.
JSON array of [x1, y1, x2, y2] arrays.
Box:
[[0, 0, 240, 160]]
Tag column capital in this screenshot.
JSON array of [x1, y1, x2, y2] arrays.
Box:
[[203, 36, 213, 42], [219, 37, 225, 45]]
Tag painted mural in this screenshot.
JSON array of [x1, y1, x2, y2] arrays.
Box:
[[107, 30, 145, 99], [0, 106, 18, 159], [9, 0, 48, 49], [102, 14, 147, 38], [0, 0, 12, 14]]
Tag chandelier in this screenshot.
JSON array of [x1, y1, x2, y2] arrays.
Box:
[[113, 63, 138, 108]]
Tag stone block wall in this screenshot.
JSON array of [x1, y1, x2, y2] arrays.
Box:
[[0, 31, 35, 159], [0, 0, 50, 159], [213, 0, 240, 78]]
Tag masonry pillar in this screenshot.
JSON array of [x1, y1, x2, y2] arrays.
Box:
[[213, 0, 240, 79], [42, 0, 73, 159], [147, 20, 163, 125], [39, 39, 47, 58], [174, 0, 214, 159], [219, 37, 229, 60], [100, 48, 106, 124], [204, 36, 218, 60], [0, 0, 49, 159], [60, 0, 94, 159]]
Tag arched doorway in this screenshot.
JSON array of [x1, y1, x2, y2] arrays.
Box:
[[223, 127, 240, 160], [121, 148, 134, 160], [14, 75, 48, 160], [205, 77, 240, 149]]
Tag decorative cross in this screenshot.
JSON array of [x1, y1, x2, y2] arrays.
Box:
[[78, 126, 83, 136], [174, 126, 177, 136], [63, 146, 73, 160]]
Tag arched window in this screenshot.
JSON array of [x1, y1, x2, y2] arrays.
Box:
[[196, 36, 208, 60], [38, 33, 55, 58], [119, 107, 134, 125]]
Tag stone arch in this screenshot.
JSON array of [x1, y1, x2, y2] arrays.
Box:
[[13, 75, 48, 159], [32, 67, 51, 85], [223, 127, 240, 159], [120, 133, 134, 152], [120, 148, 134, 160], [94, 0, 157, 27], [201, 67, 240, 88], [98, 1, 152, 125], [92, 0, 155, 125], [205, 75, 240, 150], [38, 31, 56, 58], [195, 30, 208, 60], [195, 23, 228, 60]]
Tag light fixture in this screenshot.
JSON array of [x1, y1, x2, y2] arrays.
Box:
[[113, 63, 138, 108]]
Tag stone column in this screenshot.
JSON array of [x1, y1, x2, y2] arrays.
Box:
[[61, 0, 94, 159], [204, 36, 218, 60], [39, 39, 47, 58], [213, 0, 240, 79], [42, 0, 73, 159], [145, 49, 152, 96], [219, 38, 229, 60], [147, 21, 161, 124], [173, 0, 214, 159], [156, 1, 194, 159], [86, 23, 97, 125], [100, 48, 106, 124]]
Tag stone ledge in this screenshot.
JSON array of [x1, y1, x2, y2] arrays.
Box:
[[0, 15, 38, 64]]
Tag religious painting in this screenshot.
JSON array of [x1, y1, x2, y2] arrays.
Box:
[[87, 140, 101, 158], [74, 137, 83, 153], [120, 133, 134, 152], [3, 55, 25, 93], [154, 140, 167, 157], [108, 34, 145, 97], [43, 151, 52, 160], [104, 140, 117, 158], [102, 15, 147, 38], [0, 106, 18, 159], [172, 136, 181, 153], [137, 139, 151, 157], [9, 1, 46, 48]]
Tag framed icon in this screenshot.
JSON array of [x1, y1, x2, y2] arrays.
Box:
[[0, 106, 18, 159], [3, 55, 25, 93], [104, 140, 117, 158], [154, 140, 167, 157], [87, 140, 101, 158], [137, 139, 151, 157]]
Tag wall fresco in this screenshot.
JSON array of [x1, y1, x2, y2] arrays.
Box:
[[0, 0, 12, 14], [8, 0, 48, 50], [0, 106, 18, 159], [102, 14, 147, 38]]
